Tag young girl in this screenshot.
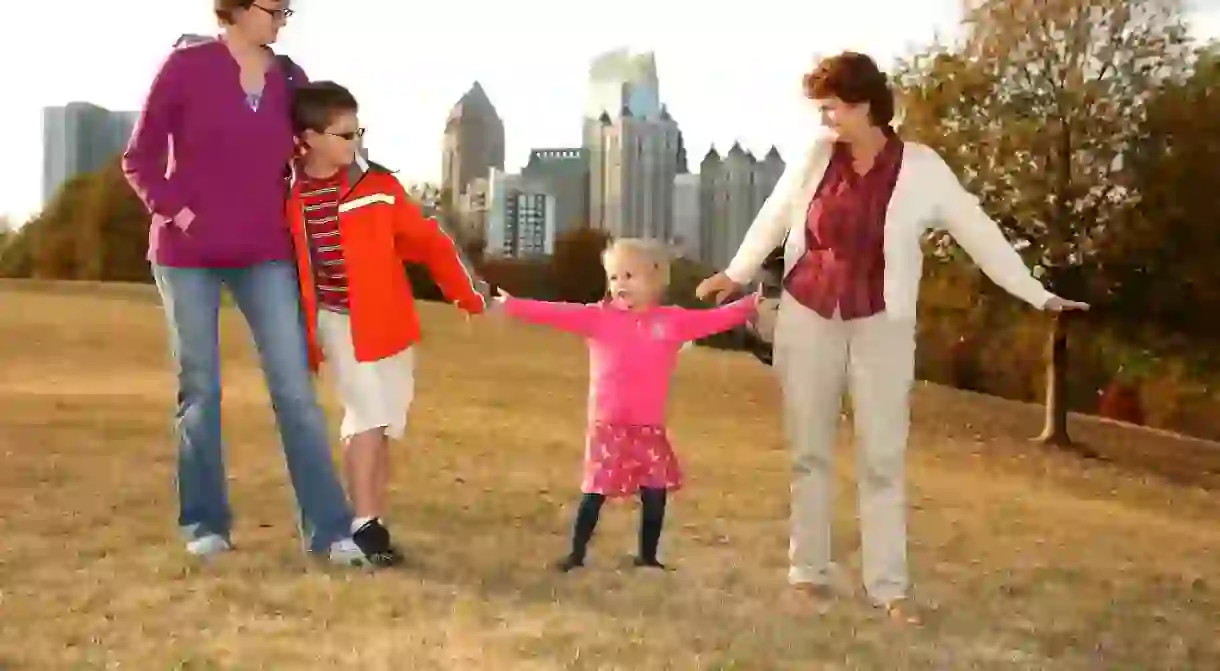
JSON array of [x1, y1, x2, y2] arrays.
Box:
[[495, 238, 758, 571]]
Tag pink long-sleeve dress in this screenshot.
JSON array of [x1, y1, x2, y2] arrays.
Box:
[[501, 296, 757, 497]]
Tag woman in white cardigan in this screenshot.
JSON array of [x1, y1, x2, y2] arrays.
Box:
[[696, 52, 1088, 623]]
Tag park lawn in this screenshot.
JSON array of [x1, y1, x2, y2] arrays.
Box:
[[0, 280, 1217, 670]]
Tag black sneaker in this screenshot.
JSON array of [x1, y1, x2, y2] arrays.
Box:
[[554, 554, 584, 573], [633, 557, 668, 570], [351, 519, 404, 567]]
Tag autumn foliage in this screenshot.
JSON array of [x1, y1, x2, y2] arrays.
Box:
[[894, 0, 1220, 444]]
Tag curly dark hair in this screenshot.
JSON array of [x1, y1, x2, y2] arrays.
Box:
[[802, 51, 895, 127]]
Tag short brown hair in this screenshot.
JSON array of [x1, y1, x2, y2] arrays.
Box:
[[292, 81, 359, 135], [802, 51, 895, 126], [214, 0, 254, 24]]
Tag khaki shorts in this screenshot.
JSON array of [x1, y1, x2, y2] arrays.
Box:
[[317, 309, 415, 441]]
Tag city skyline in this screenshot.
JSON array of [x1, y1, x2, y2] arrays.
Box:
[[466, 47, 791, 270], [4, 0, 1219, 223]]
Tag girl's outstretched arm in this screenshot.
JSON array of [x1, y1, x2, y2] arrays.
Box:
[[496, 290, 604, 338], [669, 294, 758, 342]]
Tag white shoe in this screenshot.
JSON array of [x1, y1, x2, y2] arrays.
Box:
[[328, 537, 368, 567], [788, 562, 853, 596], [186, 533, 232, 557]]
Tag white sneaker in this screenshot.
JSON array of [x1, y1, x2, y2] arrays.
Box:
[[186, 533, 232, 557], [328, 537, 368, 567]]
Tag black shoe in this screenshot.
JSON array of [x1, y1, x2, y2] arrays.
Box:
[[377, 544, 405, 567], [633, 557, 667, 570], [555, 555, 584, 572], [352, 519, 404, 568]]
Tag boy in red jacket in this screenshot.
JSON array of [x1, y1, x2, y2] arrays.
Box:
[[288, 81, 488, 566]]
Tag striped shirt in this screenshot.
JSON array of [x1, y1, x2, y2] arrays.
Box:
[[299, 171, 349, 312]]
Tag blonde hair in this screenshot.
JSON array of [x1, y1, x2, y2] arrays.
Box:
[[602, 237, 672, 289]]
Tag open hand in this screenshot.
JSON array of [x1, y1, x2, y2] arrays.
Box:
[[488, 287, 511, 311], [695, 272, 743, 305], [1044, 295, 1090, 312]]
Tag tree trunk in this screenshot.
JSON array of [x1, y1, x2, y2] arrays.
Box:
[[1036, 313, 1072, 445]]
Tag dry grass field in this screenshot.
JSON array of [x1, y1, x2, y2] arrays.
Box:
[[1, 280, 1218, 670]]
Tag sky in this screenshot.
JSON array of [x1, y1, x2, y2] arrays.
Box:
[[3, 0, 1219, 224]]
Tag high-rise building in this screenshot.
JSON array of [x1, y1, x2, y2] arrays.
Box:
[[521, 148, 588, 235], [583, 49, 684, 243], [699, 143, 785, 269], [441, 82, 505, 205], [587, 105, 683, 242], [584, 49, 661, 121], [405, 182, 443, 218], [111, 111, 138, 150], [485, 169, 556, 258], [672, 173, 701, 261], [457, 177, 492, 242], [42, 102, 137, 204]]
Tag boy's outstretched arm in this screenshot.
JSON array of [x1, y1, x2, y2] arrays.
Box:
[[495, 289, 604, 338], [392, 188, 488, 314], [669, 293, 759, 342]]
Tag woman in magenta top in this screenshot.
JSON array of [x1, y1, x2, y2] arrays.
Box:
[[496, 238, 757, 572], [122, 0, 372, 566]]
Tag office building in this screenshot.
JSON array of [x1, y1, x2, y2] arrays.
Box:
[[485, 168, 556, 258], [520, 148, 588, 235], [699, 143, 785, 270], [457, 178, 492, 242], [441, 82, 505, 204], [583, 49, 685, 242], [42, 103, 138, 204], [672, 173, 701, 260], [405, 182, 443, 218]]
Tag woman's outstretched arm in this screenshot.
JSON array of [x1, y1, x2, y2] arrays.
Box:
[[922, 146, 1056, 309]]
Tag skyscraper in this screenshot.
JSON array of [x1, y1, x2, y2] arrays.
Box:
[[584, 49, 661, 121], [485, 169, 557, 258], [698, 143, 785, 269], [583, 49, 685, 243], [441, 82, 505, 205], [42, 103, 137, 204], [521, 148, 588, 235], [672, 173, 701, 260]]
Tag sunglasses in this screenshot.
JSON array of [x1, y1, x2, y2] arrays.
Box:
[[325, 128, 366, 141], [251, 4, 295, 20]]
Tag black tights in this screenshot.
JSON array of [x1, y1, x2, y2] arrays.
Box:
[[569, 488, 667, 564]]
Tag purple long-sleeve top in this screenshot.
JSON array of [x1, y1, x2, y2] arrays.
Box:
[[122, 39, 305, 267]]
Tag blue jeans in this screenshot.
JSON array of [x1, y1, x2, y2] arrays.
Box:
[[152, 261, 353, 553]]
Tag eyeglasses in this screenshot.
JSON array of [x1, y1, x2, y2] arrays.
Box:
[[251, 3, 295, 20], [325, 128, 366, 141]]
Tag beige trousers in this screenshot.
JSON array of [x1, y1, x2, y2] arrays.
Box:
[[773, 291, 916, 604]]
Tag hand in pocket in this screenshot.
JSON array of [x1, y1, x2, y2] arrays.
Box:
[[173, 207, 196, 232]]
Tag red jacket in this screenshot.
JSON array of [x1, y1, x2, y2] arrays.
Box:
[[287, 159, 486, 371]]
